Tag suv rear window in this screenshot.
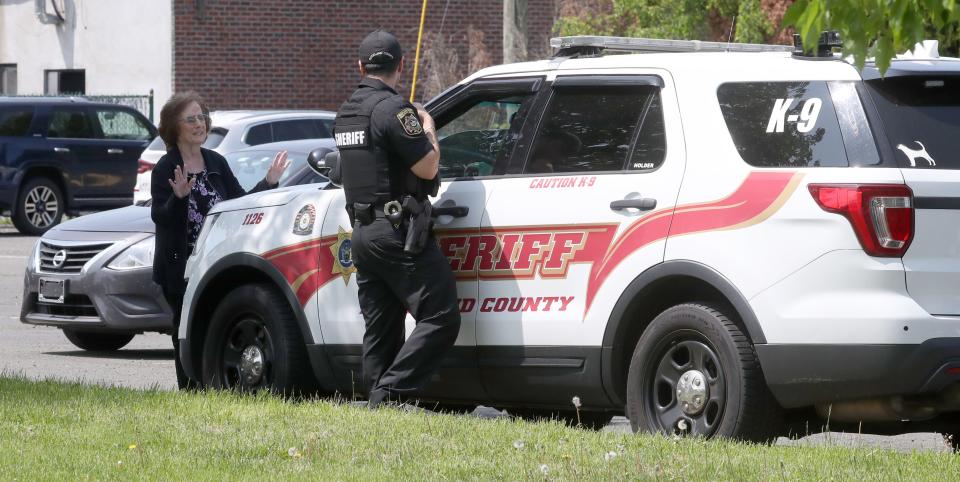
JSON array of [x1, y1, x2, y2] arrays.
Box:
[[866, 76, 960, 170], [47, 109, 96, 139], [203, 127, 227, 149], [718, 81, 850, 168], [0, 107, 33, 136]]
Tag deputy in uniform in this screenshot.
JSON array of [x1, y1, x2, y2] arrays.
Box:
[[334, 30, 461, 408]]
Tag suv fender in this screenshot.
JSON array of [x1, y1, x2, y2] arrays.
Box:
[[600, 260, 766, 405], [14, 165, 71, 206], [182, 252, 337, 390]]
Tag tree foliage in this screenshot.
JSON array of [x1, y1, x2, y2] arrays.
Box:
[[784, 0, 960, 73], [556, 0, 778, 44]]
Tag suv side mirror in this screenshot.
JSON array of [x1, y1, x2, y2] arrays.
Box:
[[307, 148, 341, 186]]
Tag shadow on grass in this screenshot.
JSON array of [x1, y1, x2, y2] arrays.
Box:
[[42, 348, 174, 360]]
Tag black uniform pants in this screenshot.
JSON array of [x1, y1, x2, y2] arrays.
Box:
[[351, 216, 461, 403]]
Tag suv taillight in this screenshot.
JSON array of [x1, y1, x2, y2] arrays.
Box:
[[138, 159, 155, 174], [808, 184, 914, 257]]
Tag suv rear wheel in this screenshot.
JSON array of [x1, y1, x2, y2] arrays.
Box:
[[13, 177, 64, 235], [201, 283, 316, 396], [626, 303, 780, 442], [62, 329, 134, 351]]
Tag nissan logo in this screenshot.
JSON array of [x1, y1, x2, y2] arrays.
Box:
[[52, 250, 67, 268]]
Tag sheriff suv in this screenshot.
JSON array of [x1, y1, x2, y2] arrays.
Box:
[[178, 34, 960, 442]]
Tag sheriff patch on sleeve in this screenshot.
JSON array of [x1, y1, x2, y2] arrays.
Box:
[[396, 108, 424, 136]]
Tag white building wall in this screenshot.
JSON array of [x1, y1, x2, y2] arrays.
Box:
[[0, 0, 172, 122]]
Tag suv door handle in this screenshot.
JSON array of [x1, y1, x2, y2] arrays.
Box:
[[432, 205, 469, 218], [54, 147, 70, 153], [610, 198, 657, 211], [107, 148, 124, 154]]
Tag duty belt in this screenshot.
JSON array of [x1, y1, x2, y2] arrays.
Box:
[[350, 200, 404, 226]]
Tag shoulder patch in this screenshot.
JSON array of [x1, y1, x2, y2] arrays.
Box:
[[396, 107, 424, 136]]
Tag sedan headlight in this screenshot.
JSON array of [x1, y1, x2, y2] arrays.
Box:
[[107, 235, 155, 270], [29, 239, 41, 271]]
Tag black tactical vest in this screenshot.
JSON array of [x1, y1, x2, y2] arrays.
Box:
[[334, 87, 399, 205]]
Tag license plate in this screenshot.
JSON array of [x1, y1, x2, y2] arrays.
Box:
[[38, 278, 65, 304]]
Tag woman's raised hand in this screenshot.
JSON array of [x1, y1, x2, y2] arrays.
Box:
[[265, 150, 290, 186], [169, 165, 195, 199]]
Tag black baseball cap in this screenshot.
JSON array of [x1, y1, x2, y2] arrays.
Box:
[[359, 30, 403, 69]]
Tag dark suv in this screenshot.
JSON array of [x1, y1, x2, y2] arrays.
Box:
[[0, 97, 157, 235]]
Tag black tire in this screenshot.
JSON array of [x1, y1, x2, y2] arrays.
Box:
[[13, 177, 64, 235], [201, 283, 317, 396], [509, 408, 615, 430], [62, 329, 134, 351], [626, 303, 780, 442]]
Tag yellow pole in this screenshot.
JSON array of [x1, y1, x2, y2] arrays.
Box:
[[410, 0, 428, 103]]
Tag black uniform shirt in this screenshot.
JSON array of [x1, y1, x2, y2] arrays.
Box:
[[363, 78, 434, 170]]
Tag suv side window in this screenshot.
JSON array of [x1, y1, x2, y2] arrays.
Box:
[[245, 123, 272, 146], [525, 86, 659, 174], [94, 108, 152, 140], [0, 107, 33, 137], [47, 108, 96, 139], [273, 119, 323, 142], [718, 81, 848, 167], [437, 96, 534, 178]]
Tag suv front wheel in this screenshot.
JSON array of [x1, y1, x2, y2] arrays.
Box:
[[201, 283, 316, 396], [626, 303, 780, 442], [13, 177, 64, 235]]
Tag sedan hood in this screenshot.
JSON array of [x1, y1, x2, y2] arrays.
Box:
[[54, 205, 155, 233]]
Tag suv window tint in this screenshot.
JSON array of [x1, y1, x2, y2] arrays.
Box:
[[273, 119, 322, 142], [718, 81, 848, 167], [628, 92, 666, 171], [317, 119, 333, 137], [866, 76, 960, 170], [95, 109, 152, 140], [526, 87, 651, 174], [47, 109, 95, 139], [203, 127, 228, 149], [0, 107, 33, 136], [245, 123, 272, 146], [437, 96, 532, 178]]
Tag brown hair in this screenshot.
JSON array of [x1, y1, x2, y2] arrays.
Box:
[[157, 91, 210, 150]]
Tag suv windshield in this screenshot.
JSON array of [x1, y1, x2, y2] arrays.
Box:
[[866, 76, 960, 169], [225, 149, 306, 190]]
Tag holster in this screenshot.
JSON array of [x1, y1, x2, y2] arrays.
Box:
[[401, 196, 433, 255]]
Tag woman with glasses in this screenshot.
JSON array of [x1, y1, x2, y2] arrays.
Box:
[[150, 91, 290, 389]]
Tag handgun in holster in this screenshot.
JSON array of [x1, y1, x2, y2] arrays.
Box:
[[401, 196, 432, 255]]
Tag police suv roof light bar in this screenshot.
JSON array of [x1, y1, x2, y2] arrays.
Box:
[[551, 35, 794, 58], [792, 31, 843, 58]]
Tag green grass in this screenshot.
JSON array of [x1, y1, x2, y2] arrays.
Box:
[[1, 376, 958, 481]]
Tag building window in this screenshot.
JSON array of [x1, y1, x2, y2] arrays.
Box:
[[45, 69, 86, 95], [0, 65, 16, 95]]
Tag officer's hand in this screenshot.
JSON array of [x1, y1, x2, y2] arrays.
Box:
[[265, 150, 290, 186], [413, 102, 435, 134], [169, 165, 195, 199]]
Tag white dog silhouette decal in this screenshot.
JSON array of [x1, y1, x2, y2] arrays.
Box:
[[896, 141, 937, 167]]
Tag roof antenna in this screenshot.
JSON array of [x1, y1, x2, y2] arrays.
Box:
[[726, 15, 737, 49]]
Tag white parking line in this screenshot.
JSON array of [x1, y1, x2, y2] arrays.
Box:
[[0, 255, 26, 259]]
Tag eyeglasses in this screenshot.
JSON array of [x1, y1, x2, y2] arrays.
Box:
[[180, 114, 210, 125]]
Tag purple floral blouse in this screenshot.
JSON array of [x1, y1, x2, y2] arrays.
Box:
[[187, 170, 223, 246]]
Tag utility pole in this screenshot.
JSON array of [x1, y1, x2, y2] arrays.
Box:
[[503, 0, 528, 63]]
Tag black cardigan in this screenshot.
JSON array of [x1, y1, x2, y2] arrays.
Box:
[[150, 146, 275, 293]]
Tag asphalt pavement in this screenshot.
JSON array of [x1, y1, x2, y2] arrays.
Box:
[[0, 224, 950, 452]]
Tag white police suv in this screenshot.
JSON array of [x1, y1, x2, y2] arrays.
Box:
[[179, 34, 960, 442]]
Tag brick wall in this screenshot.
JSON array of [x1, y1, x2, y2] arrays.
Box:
[[173, 0, 558, 111]]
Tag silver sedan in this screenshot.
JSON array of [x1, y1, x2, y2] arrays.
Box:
[[20, 139, 334, 351]]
